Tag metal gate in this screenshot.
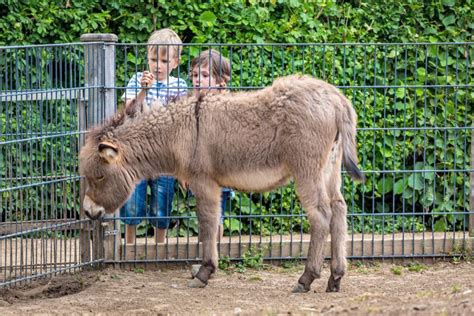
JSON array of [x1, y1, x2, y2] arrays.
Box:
[[0, 37, 117, 287]]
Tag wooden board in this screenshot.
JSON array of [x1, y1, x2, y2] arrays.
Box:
[[118, 232, 474, 262]]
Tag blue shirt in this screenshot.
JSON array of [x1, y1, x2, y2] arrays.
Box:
[[122, 73, 188, 106]]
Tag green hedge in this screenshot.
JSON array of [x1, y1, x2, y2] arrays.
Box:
[[0, 0, 472, 236], [1, 0, 472, 45]]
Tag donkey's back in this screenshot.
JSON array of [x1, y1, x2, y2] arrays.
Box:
[[192, 75, 363, 192]]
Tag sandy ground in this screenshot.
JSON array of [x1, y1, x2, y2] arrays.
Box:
[[0, 261, 473, 315]]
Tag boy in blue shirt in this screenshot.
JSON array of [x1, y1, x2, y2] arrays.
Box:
[[190, 49, 233, 240]]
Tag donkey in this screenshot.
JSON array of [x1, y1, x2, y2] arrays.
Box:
[[79, 75, 364, 293]]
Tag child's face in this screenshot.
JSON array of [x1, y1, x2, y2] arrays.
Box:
[[191, 64, 220, 95], [148, 48, 178, 82]]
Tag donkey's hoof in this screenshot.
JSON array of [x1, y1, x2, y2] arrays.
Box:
[[326, 276, 341, 292], [191, 265, 215, 279], [326, 285, 340, 292], [191, 264, 202, 278], [292, 283, 309, 293], [188, 278, 207, 288]]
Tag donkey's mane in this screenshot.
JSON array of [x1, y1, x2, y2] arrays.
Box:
[[86, 93, 210, 144], [87, 108, 130, 143]]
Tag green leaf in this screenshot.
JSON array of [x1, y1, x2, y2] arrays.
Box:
[[224, 218, 241, 233], [416, 67, 426, 78], [394, 179, 405, 195], [402, 187, 413, 199], [394, 102, 406, 110], [428, 36, 439, 43], [395, 88, 406, 98], [442, 15, 455, 27], [377, 177, 393, 194], [433, 219, 446, 232], [199, 11, 217, 23], [442, 0, 455, 7], [420, 187, 434, 207], [421, 166, 435, 181], [407, 173, 424, 190], [127, 52, 140, 65]]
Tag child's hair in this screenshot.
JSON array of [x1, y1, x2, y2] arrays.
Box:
[[191, 49, 231, 85], [147, 28, 182, 60]]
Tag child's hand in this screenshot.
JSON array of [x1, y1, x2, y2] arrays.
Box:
[[140, 71, 155, 89], [179, 180, 189, 190]]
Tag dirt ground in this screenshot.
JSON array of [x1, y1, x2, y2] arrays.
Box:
[[0, 261, 473, 315]]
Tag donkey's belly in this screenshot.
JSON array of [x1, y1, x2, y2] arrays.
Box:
[[219, 166, 291, 192]]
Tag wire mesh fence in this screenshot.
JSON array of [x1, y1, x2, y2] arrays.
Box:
[[112, 41, 473, 264], [1, 37, 473, 287]]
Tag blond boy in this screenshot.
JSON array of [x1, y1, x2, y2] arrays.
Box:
[[121, 28, 188, 244]]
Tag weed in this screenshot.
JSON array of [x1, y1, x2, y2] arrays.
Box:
[[407, 262, 427, 273], [242, 246, 265, 270], [218, 256, 232, 271], [370, 261, 382, 269], [416, 290, 435, 298], [217, 247, 266, 274], [451, 256, 461, 265], [353, 293, 370, 302], [451, 284, 461, 294], [110, 274, 121, 280], [367, 307, 382, 313], [248, 275, 263, 282], [281, 258, 302, 271], [133, 267, 144, 274], [356, 267, 369, 274], [390, 265, 403, 275], [351, 260, 364, 269], [451, 242, 473, 262], [235, 263, 247, 274]]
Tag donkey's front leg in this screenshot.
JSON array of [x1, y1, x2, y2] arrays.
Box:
[[188, 178, 221, 288]]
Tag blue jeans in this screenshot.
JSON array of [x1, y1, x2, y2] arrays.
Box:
[[120, 176, 175, 229], [220, 189, 234, 223]]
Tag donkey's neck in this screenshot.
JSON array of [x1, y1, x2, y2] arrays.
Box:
[[115, 106, 185, 179]]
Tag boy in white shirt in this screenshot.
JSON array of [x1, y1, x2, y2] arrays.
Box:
[[121, 28, 187, 244]]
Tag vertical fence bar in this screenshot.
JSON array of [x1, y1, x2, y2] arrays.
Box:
[[471, 124, 474, 237], [79, 33, 118, 265]]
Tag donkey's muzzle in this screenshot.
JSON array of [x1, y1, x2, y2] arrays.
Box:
[[83, 195, 105, 220]]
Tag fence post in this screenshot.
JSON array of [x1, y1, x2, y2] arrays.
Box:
[[79, 33, 120, 266]]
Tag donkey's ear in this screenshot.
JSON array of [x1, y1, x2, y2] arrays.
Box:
[[98, 141, 119, 164]]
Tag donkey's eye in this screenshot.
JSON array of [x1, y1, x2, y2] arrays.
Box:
[[96, 176, 105, 182]]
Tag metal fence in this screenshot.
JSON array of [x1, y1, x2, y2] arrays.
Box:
[[1, 34, 473, 287]]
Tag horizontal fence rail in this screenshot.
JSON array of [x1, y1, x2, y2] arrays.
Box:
[[1, 37, 473, 287]]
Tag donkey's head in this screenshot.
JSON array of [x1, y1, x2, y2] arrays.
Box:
[[79, 115, 137, 220]]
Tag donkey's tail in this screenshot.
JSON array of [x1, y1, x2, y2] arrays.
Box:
[[336, 94, 365, 182]]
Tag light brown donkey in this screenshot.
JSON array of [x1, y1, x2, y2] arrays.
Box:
[[79, 75, 364, 292]]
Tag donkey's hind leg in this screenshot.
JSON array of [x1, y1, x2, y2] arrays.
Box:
[[326, 196, 348, 292], [292, 175, 332, 293], [325, 141, 348, 292]]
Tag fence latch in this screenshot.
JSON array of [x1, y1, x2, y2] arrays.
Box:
[[104, 229, 118, 236]]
